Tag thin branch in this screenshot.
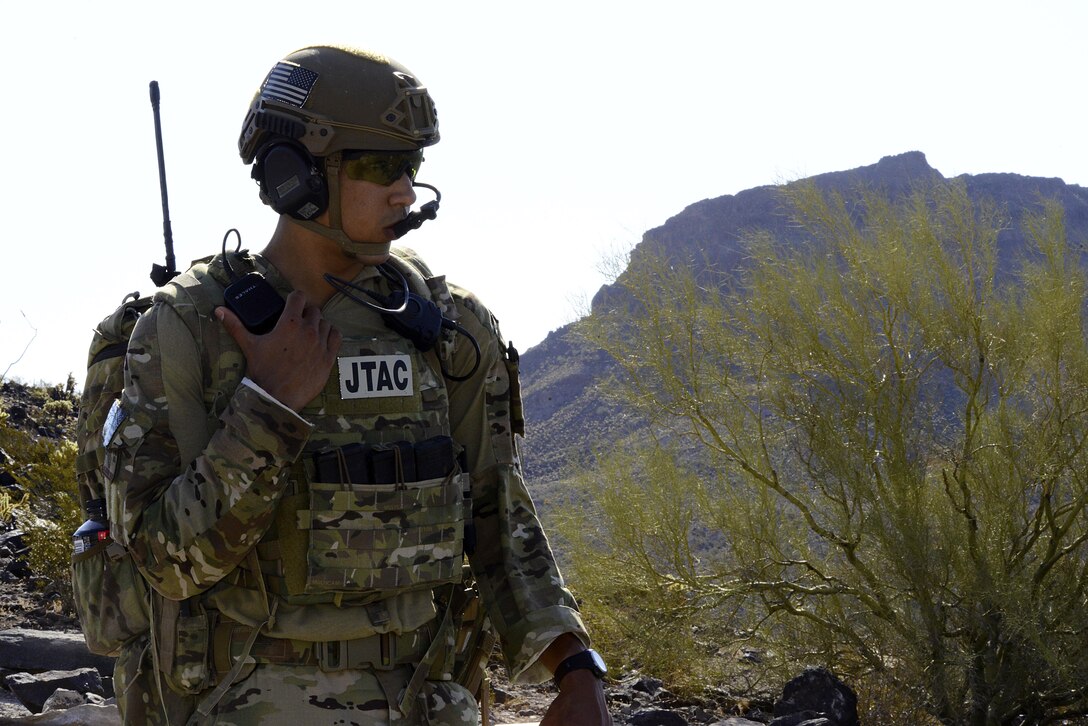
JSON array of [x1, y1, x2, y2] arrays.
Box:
[[1, 311, 38, 382]]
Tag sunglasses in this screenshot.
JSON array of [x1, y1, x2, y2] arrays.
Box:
[[341, 149, 424, 186]]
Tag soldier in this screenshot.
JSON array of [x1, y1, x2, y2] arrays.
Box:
[[105, 45, 612, 724]]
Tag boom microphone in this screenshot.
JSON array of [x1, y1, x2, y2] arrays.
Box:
[[391, 183, 441, 238]]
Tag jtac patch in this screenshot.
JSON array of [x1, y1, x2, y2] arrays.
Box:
[[338, 354, 414, 399]]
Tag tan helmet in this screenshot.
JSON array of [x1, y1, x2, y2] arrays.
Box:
[[239, 45, 439, 164]]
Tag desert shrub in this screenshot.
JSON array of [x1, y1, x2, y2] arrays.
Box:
[[570, 183, 1088, 724], [43, 399, 74, 419], [19, 437, 80, 594]]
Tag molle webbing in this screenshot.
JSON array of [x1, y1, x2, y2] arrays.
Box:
[[301, 472, 465, 592], [242, 440, 466, 600]]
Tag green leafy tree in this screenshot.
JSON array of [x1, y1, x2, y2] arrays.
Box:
[[568, 182, 1088, 725]]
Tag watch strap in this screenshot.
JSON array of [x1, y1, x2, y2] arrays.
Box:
[[553, 648, 607, 689]]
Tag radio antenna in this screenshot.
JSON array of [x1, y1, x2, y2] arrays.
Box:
[[149, 80, 177, 286]]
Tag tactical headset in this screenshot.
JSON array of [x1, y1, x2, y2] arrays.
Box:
[[253, 135, 441, 240], [252, 139, 328, 221]]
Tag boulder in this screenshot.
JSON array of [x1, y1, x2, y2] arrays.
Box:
[[0, 630, 113, 677], [4, 668, 104, 714], [771, 667, 858, 726], [41, 689, 87, 712]]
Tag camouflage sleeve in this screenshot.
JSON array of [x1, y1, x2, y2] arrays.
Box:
[[445, 287, 589, 684], [109, 300, 312, 600]]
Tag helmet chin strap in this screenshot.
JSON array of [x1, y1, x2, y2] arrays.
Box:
[[287, 152, 394, 259]]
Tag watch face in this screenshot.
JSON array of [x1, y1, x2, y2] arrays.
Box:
[[588, 649, 607, 675]]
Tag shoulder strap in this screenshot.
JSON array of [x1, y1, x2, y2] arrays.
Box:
[[153, 254, 247, 421]]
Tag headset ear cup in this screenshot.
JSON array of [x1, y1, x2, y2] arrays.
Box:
[[254, 142, 328, 220]]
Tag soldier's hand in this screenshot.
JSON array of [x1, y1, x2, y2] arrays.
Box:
[[216, 290, 341, 412]]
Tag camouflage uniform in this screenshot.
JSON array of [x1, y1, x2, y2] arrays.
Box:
[[106, 253, 587, 724]]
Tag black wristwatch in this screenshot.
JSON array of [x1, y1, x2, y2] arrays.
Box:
[[553, 648, 608, 688]]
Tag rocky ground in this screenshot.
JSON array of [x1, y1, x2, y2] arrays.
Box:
[[0, 547, 78, 636]]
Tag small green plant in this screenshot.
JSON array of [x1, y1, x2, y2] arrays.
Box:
[[0, 488, 28, 524], [43, 399, 74, 419]]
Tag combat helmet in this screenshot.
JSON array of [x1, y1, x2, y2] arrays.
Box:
[[239, 46, 440, 257]]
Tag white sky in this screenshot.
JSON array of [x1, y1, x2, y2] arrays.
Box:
[[2, 1, 1086, 387]]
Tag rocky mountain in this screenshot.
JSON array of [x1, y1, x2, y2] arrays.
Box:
[[517, 151, 1088, 489]]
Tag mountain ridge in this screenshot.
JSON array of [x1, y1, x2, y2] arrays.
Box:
[[518, 151, 1088, 488]]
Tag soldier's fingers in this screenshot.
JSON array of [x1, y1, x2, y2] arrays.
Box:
[[274, 291, 308, 328]]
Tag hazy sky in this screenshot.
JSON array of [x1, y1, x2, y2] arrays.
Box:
[[3, 1, 1086, 387]]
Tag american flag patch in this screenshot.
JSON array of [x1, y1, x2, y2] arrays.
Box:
[[261, 62, 319, 107]]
